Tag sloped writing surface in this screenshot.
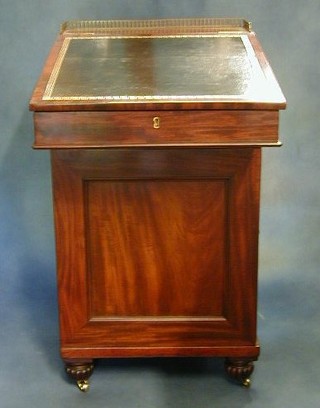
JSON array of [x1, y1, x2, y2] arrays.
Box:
[[44, 35, 262, 101]]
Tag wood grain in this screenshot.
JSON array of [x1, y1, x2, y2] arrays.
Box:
[[34, 110, 280, 148], [86, 179, 226, 317]]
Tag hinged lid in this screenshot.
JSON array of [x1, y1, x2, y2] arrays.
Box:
[[30, 18, 286, 112]]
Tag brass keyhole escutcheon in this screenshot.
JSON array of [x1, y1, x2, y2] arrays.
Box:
[[153, 116, 160, 129]]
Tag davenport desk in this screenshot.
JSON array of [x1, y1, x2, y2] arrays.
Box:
[[30, 18, 286, 391]]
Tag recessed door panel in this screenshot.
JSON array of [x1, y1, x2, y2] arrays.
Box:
[[86, 180, 227, 318]]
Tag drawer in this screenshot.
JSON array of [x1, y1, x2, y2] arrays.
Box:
[[33, 110, 279, 148]]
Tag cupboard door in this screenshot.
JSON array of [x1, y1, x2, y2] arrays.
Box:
[[51, 148, 260, 357]]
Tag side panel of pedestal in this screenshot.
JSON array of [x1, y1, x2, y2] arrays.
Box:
[[51, 148, 261, 360]]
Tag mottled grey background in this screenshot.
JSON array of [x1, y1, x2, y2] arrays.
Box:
[[0, 1, 319, 407]]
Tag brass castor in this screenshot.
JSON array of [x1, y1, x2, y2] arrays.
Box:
[[77, 379, 90, 392], [242, 378, 251, 388]]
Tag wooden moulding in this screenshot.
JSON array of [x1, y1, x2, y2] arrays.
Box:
[[61, 344, 260, 360]]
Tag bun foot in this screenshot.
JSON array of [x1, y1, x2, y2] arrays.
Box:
[[64, 359, 94, 392], [224, 358, 255, 387]]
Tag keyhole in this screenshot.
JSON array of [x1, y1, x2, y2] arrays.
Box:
[[153, 116, 160, 129]]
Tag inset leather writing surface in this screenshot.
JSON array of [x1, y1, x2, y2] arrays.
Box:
[[44, 36, 256, 101]]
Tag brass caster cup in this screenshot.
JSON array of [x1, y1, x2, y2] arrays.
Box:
[[242, 378, 251, 388], [77, 379, 90, 392]]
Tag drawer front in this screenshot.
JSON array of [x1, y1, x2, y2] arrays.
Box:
[[34, 110, 279, 148]]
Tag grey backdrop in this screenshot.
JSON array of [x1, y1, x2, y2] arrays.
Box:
[[0, 1, 319, 407]]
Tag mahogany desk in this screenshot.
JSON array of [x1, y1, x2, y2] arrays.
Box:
[[30, 18, 286, 391]]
